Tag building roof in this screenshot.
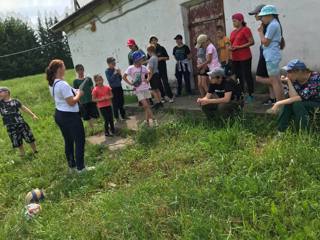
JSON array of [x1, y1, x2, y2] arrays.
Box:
[[51, 0, 105, 32]]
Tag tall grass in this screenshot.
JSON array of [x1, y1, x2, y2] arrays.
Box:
[[0, 72, 319, 239]]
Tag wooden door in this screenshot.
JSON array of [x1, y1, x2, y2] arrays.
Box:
[[188, 0, 225, 86]]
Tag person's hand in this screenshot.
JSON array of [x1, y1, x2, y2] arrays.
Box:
[[258, 24, 264, 33], [116, 69, 121, 75], [78, 90, 84, 97], [266, 103, 281, 114], [281, 75, 290, 83], [230, 46, 239, 51], [197, 98, 210, 106]]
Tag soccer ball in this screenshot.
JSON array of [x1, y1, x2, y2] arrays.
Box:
[[25, 188, 45, 204]]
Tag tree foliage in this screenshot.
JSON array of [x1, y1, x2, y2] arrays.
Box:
[[0, 17, 73, 80]]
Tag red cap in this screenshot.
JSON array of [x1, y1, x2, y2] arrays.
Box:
[[232, 13, 244, 22], [127, 38, 136, 46]]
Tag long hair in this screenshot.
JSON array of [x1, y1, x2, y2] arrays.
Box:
[[45, 59, 64, 86], [274, 15, 286, 50]]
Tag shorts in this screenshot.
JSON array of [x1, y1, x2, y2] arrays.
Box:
[[150, 73, 161, 90], [6, 123, 35, 148], [80, 102, 99, 121], [136, 90, 152, 102], [266, 60, 281, 77], [198, 68, 209, 76], [256, 50, 269, 78]]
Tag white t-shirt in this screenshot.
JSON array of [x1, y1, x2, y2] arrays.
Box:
[[49, 79, 79, 112]]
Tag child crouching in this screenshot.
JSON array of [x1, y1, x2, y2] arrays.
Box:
[[92, 75, 115, 137], [123, 51, 157, 126], [0, 87, 38, 157]]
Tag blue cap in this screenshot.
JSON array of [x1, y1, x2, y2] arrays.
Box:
[[132, 51, 145, 63], [282, 59, 307, 72]]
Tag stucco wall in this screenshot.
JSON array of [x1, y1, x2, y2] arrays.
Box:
[[66, 0, 320, 87], [224, 0, 320, 71], [67, 0, 191, 86]]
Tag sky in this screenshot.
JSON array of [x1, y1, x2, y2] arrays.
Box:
[[0, 0, 75, 27]]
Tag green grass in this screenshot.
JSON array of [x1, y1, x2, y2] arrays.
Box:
[[1, 72, 320, 239]]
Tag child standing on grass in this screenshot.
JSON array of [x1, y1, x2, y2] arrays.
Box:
[[123, 51, 157, 126], [92, 74, 115, 137], [0, 87, 38, 157], [146, 44, 163, 110], [105, 57, 127, 121], [73, 64, 99, 128]]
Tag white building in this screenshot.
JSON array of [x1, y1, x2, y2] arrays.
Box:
[[53, 0, 320, 87]]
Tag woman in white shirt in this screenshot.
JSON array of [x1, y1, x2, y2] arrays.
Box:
[[46, 59, 93, 173]]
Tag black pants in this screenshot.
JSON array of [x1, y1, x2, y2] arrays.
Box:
[[55, 110, 85, 170], [202, 102, 242, 120], [175, 63, 191, 95], [112, 87, 126, 119], [100, 106, 115, 135], [158, 67, 173, 98], [232, 59, 254, 96]]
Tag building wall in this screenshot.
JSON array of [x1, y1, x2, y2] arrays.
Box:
[[224, 0, 320, 70], [66, 0, 320, 87], [66, 0, 191, 86]]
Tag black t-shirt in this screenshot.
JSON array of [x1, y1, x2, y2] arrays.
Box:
[[156, 44, 169, 71], [0, 99, 25, 126], [173, 45, 191, 61], [208, 79, 241, 100]]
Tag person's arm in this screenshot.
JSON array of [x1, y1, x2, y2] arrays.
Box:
[[64, 87, 83, 106], [147, 67, 153, 82], [122, 73, 133, 86], [232, 28, 254, 50], [259, 23, 276, 47], [198, 92, 232, 105], [92, 91, 107, 103], [21, 105, 39, 120], [172, 47, 178, 61]]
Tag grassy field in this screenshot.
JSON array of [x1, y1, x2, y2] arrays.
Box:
[[0, 71, 320, 239]]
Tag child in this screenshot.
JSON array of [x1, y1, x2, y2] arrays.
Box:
[[146, 44, 163, 110], [123, 51, 157, 126], [105, 57, 127, 121], [216, 25, 232, 74], [92, 75, 115, 137], [196, 46, 209, 97], [0, 87, 38, 156], [73, 64, 99, 128]]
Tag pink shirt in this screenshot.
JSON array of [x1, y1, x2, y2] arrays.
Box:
[[206, 43, 221, 71], [125, 65, 150, 93], [92, 85, 112, 108]]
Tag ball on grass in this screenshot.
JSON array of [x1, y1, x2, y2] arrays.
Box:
[[25, 188, 45, 204]]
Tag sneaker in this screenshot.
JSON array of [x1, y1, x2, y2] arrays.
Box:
[[262, 98, 276, 106], [161, 98, 166, 104], [245, 96, 254, 104], [169, 98, 174, 103], [153, 119, 159, 127], [77, 166, 95, 173]]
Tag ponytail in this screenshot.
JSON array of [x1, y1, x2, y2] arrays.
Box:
[[274, 15, 286, 50], [45, 59, 64, 86]]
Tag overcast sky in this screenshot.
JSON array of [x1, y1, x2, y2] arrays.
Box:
[[0, 0, 74, 26]]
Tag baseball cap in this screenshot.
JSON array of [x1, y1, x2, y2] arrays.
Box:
[[106, 57, 116, 64], [0, 87, 10, 93], [195, 34, 208, 48], [174, 34, 183, 40], [248, 4, 266, 15], [127, 38, 136, 46], [207, 68, 225, 78], [149, 35, 158, 43], [282, 59, 307, 72]]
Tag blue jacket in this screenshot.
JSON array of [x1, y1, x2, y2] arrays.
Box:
[[105, 68, 122, 88]]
